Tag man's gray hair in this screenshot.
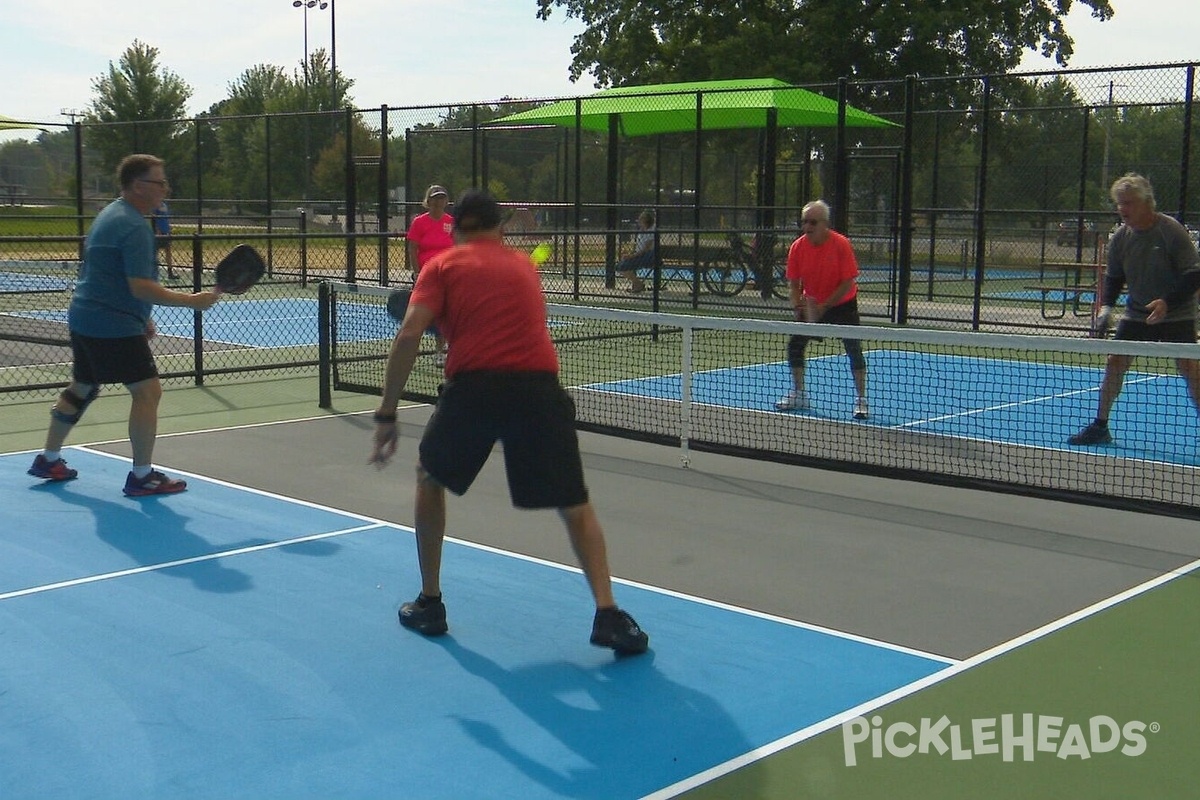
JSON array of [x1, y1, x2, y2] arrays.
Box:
[[802, 199, 831, 221], [1110, 173, 1156, 209]]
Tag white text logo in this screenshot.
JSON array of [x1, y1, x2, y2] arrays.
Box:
[[842, 714, 1157, 766]]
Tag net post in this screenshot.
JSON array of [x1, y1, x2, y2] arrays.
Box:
[[191, 233, 205, 387], [679, 322, 693, 468], [317, 280, 332, 409]]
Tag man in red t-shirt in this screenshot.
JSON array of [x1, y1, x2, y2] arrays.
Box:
[[369, 189, 649, 656], [776, 199, 869, 419]]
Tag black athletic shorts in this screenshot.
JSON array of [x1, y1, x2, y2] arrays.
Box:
[[418, 371, 589, 509], [70, 332, 158, 385], [1114, 318, 1196, 343], [786, 297, 866, 369]]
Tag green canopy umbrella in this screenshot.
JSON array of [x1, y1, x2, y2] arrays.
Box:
[[489, 77, 896, 136], [489, 78, 896, 295], [0, 114, 50, 133]]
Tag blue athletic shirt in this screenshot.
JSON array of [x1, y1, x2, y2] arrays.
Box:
[[68, 198, 158, 337]]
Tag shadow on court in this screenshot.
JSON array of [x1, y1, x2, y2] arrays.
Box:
[[440, 643, 760, 798], [31, 480, 258, 593]]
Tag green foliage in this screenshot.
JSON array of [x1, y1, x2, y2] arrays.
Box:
[[86, 40, 193, 175], [534, 0, 1115, 88], [0, 139, 51, 197], [313, 123, 383, 199]]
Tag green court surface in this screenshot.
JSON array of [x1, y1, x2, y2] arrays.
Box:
[[683, 572, 1199, 799]]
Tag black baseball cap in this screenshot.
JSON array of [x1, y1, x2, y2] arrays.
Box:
[[452, 189, 502, 233]]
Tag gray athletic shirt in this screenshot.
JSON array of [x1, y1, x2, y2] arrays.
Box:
[[1104, 213, 1200, 323]]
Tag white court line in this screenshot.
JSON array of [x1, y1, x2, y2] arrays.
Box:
[[0, 523, 386, 602], [440, 534, 956, 666], [895, 373, 1164, 430], [647, 556, 1200, 800], [74, 445, 400, 524], [9, 442, 956, 670]]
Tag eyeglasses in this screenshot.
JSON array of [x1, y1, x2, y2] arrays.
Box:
[[138, 178, 170, 188], [801, 218, 823, 226]]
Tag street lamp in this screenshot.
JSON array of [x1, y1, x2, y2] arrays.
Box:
[[291, 0, 335, 108], [291, 0, 331, 200], [330, 0, 338, 110]]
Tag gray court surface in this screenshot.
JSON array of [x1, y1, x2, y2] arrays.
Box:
[[89, 406, 1200, 662]]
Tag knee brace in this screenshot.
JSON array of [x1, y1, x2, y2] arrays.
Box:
[[51, 386, 99, 425], [786, 334, 813, 367]]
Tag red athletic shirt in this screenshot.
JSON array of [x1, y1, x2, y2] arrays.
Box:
[[410, 238, 558, 377], [406, 212, 455, 268], [785, 230, 859, 305]]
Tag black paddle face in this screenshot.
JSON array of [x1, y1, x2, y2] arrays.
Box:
[[214, 244, 265, 295], [386, 289, 411, 322]]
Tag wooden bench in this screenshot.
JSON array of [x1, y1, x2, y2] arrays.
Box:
[[655, 243, 728, 266]]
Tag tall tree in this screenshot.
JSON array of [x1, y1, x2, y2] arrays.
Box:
[[86, 40, 192, 175], [0, 139, 51, 199], [535, 0, 1116, 88], [213, 65, 298, 208]]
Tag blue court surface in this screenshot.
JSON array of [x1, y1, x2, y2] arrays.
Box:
[[991, 289, 1095, 303], [12, 299, 336, 349], [585, 350, 1200, 467], [0, 448, 952, 799], [0, 267, 76, 293]]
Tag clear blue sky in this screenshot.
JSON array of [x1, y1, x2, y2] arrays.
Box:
[[0, 0, 590, 128], [0, 0, 1195, 138]]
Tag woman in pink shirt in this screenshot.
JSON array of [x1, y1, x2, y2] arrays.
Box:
[[406, 184, 454, 364]]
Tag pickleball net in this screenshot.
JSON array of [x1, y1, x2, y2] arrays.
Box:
[[318, 280, 1200, 518]]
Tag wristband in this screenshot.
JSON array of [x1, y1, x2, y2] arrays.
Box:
[[373, 411, 397, 423]]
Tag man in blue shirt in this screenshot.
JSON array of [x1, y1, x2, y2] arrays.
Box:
[[28, 154, 220, 496], [152, 200, 175, 279]]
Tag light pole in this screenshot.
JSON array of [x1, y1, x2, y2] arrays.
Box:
[[291, 0, 329, 200], [330, 0, 337, 110], [292, 0, 333, 105], [1100, 81, 1128, 197]]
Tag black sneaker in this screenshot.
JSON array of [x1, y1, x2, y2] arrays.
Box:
[[590, 607, 649, 655], [1068, 420, 1113, 445], [398, 593, 448, 636]]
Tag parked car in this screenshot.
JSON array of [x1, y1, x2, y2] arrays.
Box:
[[1055, 219, 1097, 247]]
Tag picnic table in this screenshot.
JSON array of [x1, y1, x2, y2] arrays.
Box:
[[1026, 260, 1100, 319]]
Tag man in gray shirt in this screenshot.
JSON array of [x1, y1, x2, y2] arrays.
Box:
[[1069, 172, 1200, 445]]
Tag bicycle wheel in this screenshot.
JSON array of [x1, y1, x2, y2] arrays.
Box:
[[701, 257, 748, 296], [770, 261, 790, 299]]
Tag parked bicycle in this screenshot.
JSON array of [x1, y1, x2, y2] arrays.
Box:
[[700, 231, 790, 299]]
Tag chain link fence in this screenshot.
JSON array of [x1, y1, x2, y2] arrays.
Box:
[[2, 62, 1197, 399]]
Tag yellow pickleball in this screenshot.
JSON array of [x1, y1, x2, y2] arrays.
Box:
[[531, 243, 552, 264]]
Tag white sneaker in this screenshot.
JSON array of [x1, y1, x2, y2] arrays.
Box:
[[775, 390, 809, 411], [853, 398, 869, 419]]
